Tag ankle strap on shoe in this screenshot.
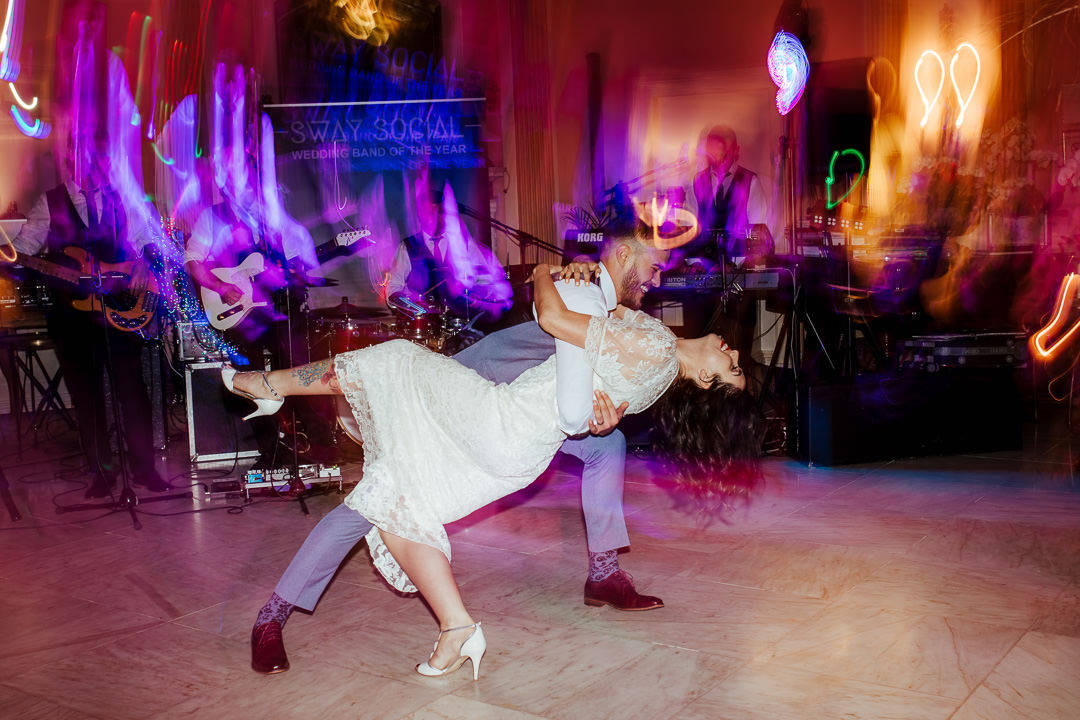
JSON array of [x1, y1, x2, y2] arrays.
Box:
[[260, 372, 283, 400], [438, 621, 480, 634]]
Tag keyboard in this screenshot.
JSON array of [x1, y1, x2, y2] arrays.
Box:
[[660, 269, 781, 291]]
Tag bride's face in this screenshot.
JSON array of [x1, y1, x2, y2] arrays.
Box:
[[683, 335, 745, 390]]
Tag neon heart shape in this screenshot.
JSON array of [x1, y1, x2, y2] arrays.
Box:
[[825, 148, 866, 210], [914, 49, 945, 128], [949, 42, 980, 128]]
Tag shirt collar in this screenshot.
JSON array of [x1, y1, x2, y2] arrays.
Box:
[[598, 261, 618, 312], [65, 179, 89, 199]]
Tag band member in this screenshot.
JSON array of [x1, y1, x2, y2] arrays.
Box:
[[680, 125, 772, 354], [386, 173, 511, 319], [13, 136, 167, 497], [185, 189, 331, 467], [687, 125, 770, 265]]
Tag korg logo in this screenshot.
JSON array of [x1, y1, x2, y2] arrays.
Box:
[[578, 233, 604, 243]]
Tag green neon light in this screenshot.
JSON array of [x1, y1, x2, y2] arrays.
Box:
[[151, 142, 175, 166], [825, 148, 866, 210], [133, 16, 151, 112]]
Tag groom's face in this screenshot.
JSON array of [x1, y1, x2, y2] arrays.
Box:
[[614, 244, 669, 310]]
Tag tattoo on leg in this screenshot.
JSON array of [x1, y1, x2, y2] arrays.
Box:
[[292, 359, 331, 387]]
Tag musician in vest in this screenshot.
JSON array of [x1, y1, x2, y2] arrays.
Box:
[[681, 126, 771, 356], [688, 125, 770, 264], [385, 175, 510, 318], [14, 138, 168, 498]]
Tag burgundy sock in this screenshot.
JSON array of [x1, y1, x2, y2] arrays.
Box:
[[588, 549, 619, 582], [254, 592, 294, 629]]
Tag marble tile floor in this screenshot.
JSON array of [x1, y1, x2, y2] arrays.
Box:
[[1, 430, 1079, 719]]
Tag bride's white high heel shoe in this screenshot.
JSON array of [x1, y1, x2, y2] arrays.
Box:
[[416, 622, 486, 680], [221, 366, 284, 420]]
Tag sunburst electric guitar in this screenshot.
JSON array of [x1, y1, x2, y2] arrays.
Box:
[[3, 246, 160, 332]]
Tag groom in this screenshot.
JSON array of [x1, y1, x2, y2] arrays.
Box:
[[250, 229, 671, 673]]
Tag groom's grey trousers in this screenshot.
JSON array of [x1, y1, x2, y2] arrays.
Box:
[[275, 320, 629, 610]]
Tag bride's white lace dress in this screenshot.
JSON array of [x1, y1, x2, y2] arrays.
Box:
[[334, 309, 679, 592]]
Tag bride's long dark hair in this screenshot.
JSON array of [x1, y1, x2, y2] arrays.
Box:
[[651, 377, 764, 503]]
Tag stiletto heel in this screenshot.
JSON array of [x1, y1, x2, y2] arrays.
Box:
[[415, 621, 486, 680], [221, 365, 285, 420]]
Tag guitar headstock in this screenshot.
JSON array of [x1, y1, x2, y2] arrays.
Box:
[[334, 228, 373, 248]]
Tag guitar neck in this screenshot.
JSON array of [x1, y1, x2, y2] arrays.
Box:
[[314, 229, 371, 265], [16, 254, 85, 286]]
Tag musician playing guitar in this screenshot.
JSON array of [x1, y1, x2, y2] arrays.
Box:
[[185, 192, 337, 468], [13, 141, 168, 498]]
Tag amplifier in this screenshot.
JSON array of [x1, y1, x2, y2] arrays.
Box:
[[900, 333, 1026, 371], [185, 361, 260, 462], [176, 321, 227, 362]]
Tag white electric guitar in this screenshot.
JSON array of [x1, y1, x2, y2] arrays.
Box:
[[200, 228, 372, 331]]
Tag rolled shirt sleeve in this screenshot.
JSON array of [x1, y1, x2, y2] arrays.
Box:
[[543, 280, 608, 435], [12, 194, 51, 255]]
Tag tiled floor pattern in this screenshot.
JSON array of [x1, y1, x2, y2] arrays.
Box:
[[1, 428, 1078, 719]]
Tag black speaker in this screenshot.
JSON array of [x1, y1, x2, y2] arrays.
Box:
[[797, 369, 1022, 466], [185, 362, 260, 463]]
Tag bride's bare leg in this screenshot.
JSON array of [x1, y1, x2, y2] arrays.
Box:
[[232, 359, 342, 398], [379, 530, 477, 670]]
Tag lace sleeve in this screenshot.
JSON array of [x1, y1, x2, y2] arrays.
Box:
[[619, 309, 653, 327], [583, 314, 679, 414]]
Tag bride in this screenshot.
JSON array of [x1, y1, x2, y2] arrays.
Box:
[[222, 262, 760, 680]]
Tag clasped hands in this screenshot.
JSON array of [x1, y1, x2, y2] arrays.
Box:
[[533, 261, 627, 436]]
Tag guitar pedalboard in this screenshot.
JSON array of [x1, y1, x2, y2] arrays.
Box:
[[202, 463, 345, 499]]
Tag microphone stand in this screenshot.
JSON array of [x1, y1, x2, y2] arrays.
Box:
[[282, 263, 309, 515], [456, 203, 564, 257]]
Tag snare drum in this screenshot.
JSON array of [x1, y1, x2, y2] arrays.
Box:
[[310, 318, 394, 357], [394, 314, 447, 352]]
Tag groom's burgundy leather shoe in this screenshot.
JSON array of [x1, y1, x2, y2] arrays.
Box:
[[584, 570, 664, 611], [251, 621, 290, 674]]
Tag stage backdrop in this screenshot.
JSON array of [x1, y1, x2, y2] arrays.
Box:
[[268, 1, 491, 311]]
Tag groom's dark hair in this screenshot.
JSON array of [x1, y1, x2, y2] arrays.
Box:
[[600, 222, 656, 262]]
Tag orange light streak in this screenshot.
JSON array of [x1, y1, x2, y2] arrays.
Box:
[[1031, 273, 1080, 361]]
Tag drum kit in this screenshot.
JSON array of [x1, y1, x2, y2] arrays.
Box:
[[308, 292, 482, 358]]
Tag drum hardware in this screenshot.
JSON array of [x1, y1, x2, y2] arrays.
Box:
[[387, 290, 441, 320]]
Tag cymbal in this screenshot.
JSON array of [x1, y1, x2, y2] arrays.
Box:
[[296, 274, 340, 288], [310, 302, 390, 320]]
